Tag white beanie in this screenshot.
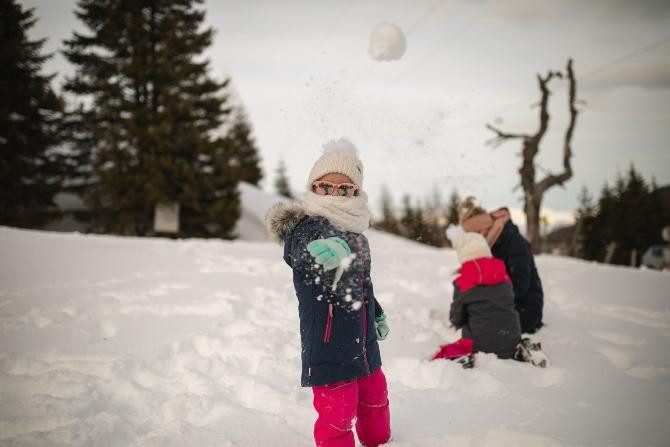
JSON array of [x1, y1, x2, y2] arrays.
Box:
[[307, 138, 364, 189], [452, 232, 492, 264]]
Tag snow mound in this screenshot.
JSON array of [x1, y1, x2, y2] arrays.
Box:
[[1, 226, 670, 446], [368, 22, 407, 61], [235, 182, 292, 242]]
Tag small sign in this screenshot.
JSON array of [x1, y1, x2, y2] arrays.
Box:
[[154, 202, 180, 234]]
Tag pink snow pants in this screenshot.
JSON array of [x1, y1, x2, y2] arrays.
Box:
[[312, 368, 391, 447]]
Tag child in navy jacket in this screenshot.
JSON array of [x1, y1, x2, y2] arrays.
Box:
[[266, 139, 391, 447]]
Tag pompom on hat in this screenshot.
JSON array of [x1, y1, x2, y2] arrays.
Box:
[[307, 138, 364, 189], [451, 231, 492, 264]]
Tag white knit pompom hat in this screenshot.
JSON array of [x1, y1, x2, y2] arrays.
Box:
[[306, 138, 364, 189], [452, 232, 492, 264]]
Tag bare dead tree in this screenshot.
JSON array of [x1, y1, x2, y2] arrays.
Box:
[[486, 59, 579, 252]]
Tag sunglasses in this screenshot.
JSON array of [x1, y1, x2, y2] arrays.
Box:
[[311, 180, 359, 197]]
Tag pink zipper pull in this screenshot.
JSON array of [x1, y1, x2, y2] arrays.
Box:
[[323, 303, 334, 343]]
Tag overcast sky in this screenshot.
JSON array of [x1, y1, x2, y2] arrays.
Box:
[[22, 0, 670, 225]]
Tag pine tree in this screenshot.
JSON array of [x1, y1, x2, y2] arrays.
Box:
[[447, 188, 460, 225], [400, 194, 428, 242], [419, 192, 444, 247], [615, 165, 656, 265], [579, 165, 667, 266], [573, 186, 595, 258], [375, 185, 400, 235], [424, 185, 442, 216], [596, 182, 617, 262], [412, 200, 428, 244], [275, 159, 293, 199], [651, 181, 670, 243], [0, 0, 65, 228], [576, 186, 595, 217], [63, 0, 238, 238], [228, 109, 262, 186]]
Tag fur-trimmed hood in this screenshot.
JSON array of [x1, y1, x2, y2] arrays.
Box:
[[265, 202, 305, 244]]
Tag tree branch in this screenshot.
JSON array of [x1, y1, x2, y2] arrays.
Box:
[[485, 123, 529, 147], [532, 70, 559, 147], [536, 59, 577, 195]]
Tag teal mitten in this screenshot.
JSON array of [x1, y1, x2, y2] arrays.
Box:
[[375, 314, 389, 341], [307, 237, 352, 287]]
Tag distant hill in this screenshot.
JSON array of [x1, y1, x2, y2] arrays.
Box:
[[544, 224, 576, 255]]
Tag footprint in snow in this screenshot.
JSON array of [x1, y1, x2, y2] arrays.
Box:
[[591, 331, 645, 346], [597, 346, 632, 370], [597, 346, 670, 380]]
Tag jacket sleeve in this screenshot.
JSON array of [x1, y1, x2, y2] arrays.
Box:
[[449, 284, 466, 329], [287, 220, 334, 300], [506, 237, 533, 298], [286, 220, 314, 270], [364, 243, 384, 318], [367, 281, 384, 318]]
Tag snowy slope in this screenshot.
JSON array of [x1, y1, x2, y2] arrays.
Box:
[[1, 225, 669, 446]]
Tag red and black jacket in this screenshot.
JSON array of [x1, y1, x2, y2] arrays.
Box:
[[450, 257, 521, 359]]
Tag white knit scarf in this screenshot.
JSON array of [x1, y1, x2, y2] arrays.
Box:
[[302, 191, 371, 234]]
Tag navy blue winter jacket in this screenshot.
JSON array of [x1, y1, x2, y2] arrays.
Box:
[[491, 220, 544, 334], [267, 203, 382, 387]]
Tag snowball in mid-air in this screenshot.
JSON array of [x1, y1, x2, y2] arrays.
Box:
[[368, 22, 406, 61]]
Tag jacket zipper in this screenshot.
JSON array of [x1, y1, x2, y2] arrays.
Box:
[[323, 303, 333, 343], [356, 238, 370, 374]]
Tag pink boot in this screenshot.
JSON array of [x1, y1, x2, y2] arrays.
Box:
[[431, 338, 474, 360]]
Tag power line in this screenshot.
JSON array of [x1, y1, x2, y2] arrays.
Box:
[[394, 0, 504, 82], [579, 34, 670, 81], [452, 34, 670, 132], [406, 0, 446, 35]]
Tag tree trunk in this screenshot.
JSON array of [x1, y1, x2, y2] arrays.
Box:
[[525, 194, 542, 252], [604, 242, 617, 264], [486, 59, 578, 254]]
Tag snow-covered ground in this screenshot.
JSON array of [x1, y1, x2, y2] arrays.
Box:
[[1, 220, 669, 446]]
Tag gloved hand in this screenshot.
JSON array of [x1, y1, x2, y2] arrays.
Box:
[[307, 237, 351, 287], [375, 314, 389, 341]]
